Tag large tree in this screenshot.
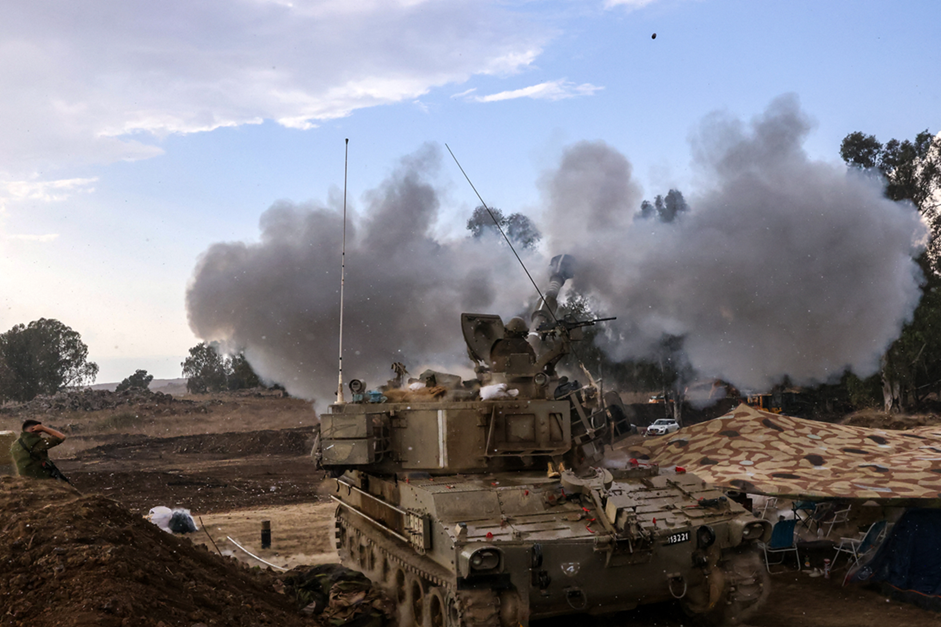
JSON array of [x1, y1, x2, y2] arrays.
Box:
[[0, 318, 99, 402], [554, 293, 674, 398], [841, 130, 941, 268], [116, 369, 154, 393], [227, 352, 262, 390], [181, 342, 228, 393], [638, 189, 689, 223], [841, 129, 941, 411], [466, 205, 542, 249], [878, 273, 941, 410], [182, 343, 263, 393], [841, 130, 940, 208]]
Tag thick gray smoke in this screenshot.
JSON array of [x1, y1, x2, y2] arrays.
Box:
[[186, 144, 535, 405], [542, 95, 928, 392], [188, 95, 927, 406]]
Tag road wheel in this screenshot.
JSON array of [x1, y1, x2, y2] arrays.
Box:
[[408, 573, 426, 627], [456, 588, 501, 627], [381, 557, 391, 584], [448, 593, 460, 627], [710, 550, 770, 626], [350, 532, 362, 567], [394, 569, 407, 604], [425, 587, 447, 627], [498, 588, 522, 627]]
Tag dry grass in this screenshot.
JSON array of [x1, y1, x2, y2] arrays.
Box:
[[47, 393, 318, 457], [95, 411, 151, 432]]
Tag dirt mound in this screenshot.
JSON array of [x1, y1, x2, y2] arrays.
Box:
[[76, 427, 317, 461], [0, 388, 207, 420], [841, 409, 941, 430], [0, 476, 316, 627]]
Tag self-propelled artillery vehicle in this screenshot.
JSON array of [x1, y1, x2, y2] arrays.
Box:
[[316, 255, 772, 627]]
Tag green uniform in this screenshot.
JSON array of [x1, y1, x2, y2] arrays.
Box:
[[10, 431, 64, 479]]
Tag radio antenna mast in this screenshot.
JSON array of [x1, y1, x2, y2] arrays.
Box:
[[336, 138, 349, 404]]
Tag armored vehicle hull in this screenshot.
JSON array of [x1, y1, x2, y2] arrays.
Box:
[[318, 256, 771, 626], [325, 400, 770, 627]]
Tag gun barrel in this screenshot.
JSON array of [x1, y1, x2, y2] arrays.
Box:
[[531, 254, 575, 330], [574, 316, 616, 328]]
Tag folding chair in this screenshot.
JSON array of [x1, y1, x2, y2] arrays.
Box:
[[823, 504, 851, 537], [758, 518, 800, 573], [804, 502, 835, 534], [792, 500, 817, 528], [832, 520, 888, 568], [755, 496, 779, 520]]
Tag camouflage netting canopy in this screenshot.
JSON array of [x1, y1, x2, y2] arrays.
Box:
[[628, 404, 941, 501]]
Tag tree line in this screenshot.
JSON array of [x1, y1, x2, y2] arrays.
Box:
[[0, 318, 99, 402], [180, 342, 265, 394], [111, 343, 268, 396], [0, 319, 266, 402], [839, 129, 941, 412]]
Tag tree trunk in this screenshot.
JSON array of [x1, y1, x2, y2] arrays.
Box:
[[661, 382, 671, 420], [881, 355, 902, 414], [671, 384, 685, 427]]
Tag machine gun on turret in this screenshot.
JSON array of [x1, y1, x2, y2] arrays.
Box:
[[537, 315, 616, 334]]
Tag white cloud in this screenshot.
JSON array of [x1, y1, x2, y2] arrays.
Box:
[[451, 88, 478, 99], [0, 0, 548, 176], [472, 79, 603, 103], [1, 177, 98, 202]]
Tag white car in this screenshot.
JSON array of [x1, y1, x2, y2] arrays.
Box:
[[645, 418, 680, 437]]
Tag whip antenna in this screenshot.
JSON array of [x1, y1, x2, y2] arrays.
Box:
[[445, 144, 552, 314], [337, 138, 349, 404]]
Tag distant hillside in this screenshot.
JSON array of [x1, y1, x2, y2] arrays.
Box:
[[89, 378, 187, 396]]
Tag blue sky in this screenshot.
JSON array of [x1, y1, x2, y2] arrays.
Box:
[[1, 0, 938, 385]]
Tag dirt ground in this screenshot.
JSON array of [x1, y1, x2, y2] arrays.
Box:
[[0, 477, 317, 627], [2, 390, 941, 626], [198, 502, 340, 571], [65, 427, 322, 515]]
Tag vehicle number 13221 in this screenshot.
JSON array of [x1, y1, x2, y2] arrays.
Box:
[[667, 530, 690, 545]]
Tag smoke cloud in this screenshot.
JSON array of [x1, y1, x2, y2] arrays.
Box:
[[186, 144, 535, 405], [543, 94, 927, 391], [187, 95, 927, 406]]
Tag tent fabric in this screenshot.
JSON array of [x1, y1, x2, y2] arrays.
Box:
[[627, 404, 941, 500], [852, 509, 941, 610]]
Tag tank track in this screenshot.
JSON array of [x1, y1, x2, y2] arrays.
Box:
[[335, 506, 767, 627], [335, 506, 503, 627]]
